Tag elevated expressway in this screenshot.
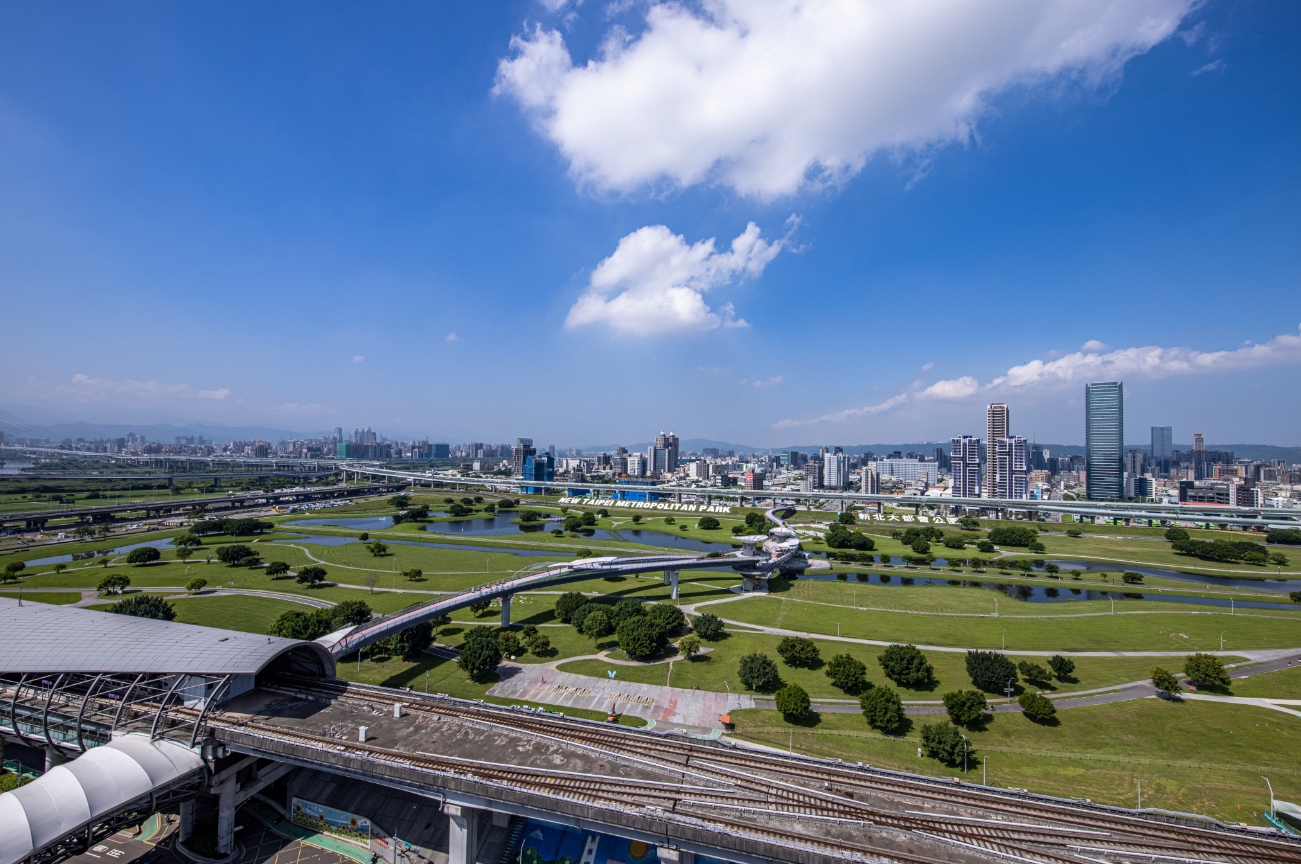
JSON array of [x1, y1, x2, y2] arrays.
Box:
[[2, 603, 1299, 864], [342, 463, 1301, 530]]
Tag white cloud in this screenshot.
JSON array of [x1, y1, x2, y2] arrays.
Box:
[[352, 355, 365, 363], [773, 326, 1301, 428], [198, 388, 231, 400], [60, 374, 232, 403], [1190, 59, 1225, 76], [565, 221, 786, 335], [446, 332, 459, 342], [741, 376, 783, 389], [268, 402, 333, 418], [1081, 339, 1108, 351], [919, 361, 934, 372], [496, 0, 1194, 197]]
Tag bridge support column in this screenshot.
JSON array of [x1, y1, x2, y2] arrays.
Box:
[[500, 594, 512, 627], [445, 803, 480, 864], [670, 569, 679, 600], [216, 781, 237, 855], [178, 799, 196, 842], [44, 745, 66, 772], [657, 848, 695, 864]]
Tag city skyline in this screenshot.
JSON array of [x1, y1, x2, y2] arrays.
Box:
[[0, 4, 1299, 444]]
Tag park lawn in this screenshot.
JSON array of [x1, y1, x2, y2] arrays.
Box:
[[1007, 534, 1300, 579], [167, 595, 308, 633], [0, 591, 82, 605], [1231, 664, 1301, 700], [727, 699, 1300, 824], [707, 595, 1301, 652]]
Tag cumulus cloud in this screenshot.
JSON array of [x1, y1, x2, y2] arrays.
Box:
[[446, 332, 459, 342], [1081, 339, 1107, 351], [198, 388, 231, 400], [352, 355, 365, 363], [565, 221, 787, 335], [61, 374, 232, 403], [741, 376, 783, 388], [774, 326, 1301, 427], [496, 0, 1194, 197]]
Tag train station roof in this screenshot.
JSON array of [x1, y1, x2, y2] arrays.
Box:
[[0, 597, 333, 677]]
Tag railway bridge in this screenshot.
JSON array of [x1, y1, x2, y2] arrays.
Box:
[[1, 599, 1299, 864]]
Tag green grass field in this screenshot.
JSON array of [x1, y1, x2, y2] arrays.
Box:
[[1231, 665, 1301, 699], [0, 591, 82, 605]]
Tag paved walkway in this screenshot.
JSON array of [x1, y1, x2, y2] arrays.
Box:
[[487, 662, 751, 732]]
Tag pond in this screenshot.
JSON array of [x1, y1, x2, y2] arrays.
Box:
[[790, 571, 1299, 610], [423, 517, 736, 554], [273, 535, 556, 557], [21, 537, 176, 567], [1046, 559, 1301, 593], [285, 516, 395, 530]]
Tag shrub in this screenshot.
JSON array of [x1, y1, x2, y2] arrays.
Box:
[[691, 612, 726, 640], [1017, 661, 1052, 687], [457, 627, 502, 681], [216, 544, 254, 565], [774, 684, 811, 720], [646, 603, 685, 635], [877, 644, 935, 687], [987, 526, 1038, 547], [678, 635, 701, 659], [697, 516, 721, 530], [527, 634, 551, 654], [942, 690, 987, 727], [97, 574, 131, 595], [776, 636, 820, 668], [185, 578, 207, 593], [126, 546, 161, 565], [1266, 528, 1301, 545], [920, 722, 965, 764], [1164, 527, 1191, 542], [0, 772, 19, 793], [859, 686, 903, 732], [265, 561, 290, 577], [966, 650, 1018, 693], [1018, 691, 1057, 723], [296, 566, 328, 587], [554, 591, 587, 623], [825, 654, 868, 693], [976, 540, 996, 553], [617, 615, 661, 658], [942, 536, 967, 550], [581, 608, 613, 639], [826, 523, 875, 550], [1048, 655, 1075, 680], [1183, 653, 1230, 688], [738, 653, 781, 691], [1065, 528, 1084, 538], [1151, 667, 1181, 695], [498, 631, 523, 657], [1122, 572, 1143, 584], [110, 594, 175, 621]]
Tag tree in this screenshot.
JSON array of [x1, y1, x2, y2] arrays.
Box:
[[580, 512, 596, 527], [1183, 653, 1230, 688], [1164, 527, 1190, 542], [678, 635, 701, 660], [126, 546, 161, 565], [528, 633, 551, 654], [269, 610, 328, 639], [362, 573, 380, 593], [563, 515, 583, 532], [777, 636, 821, 668], [216, 544, 254, 565], [697, 516, 720, 530], [631, 514, 642, 523], [332, 599, 373, 627], [878, 644, 935, 687], [617, 615, 661, 658], [1016, 661, 1052, 687], [691, 612, 725, 640], [942, 536, 967, 550], [988, 526, 1038, 547], [910, 538, 931, 555], [359, 532, 370, 541], [920, 722, 965, 764], [458, 627, 503, 681], [958, 517, 980, 530], [388, 495, 411, 509], [110, 594, 175, 621], [942, 690, 988, 727], [175, 546, 192, 562], [1291, 591, 1301, 604], [582, 608, 613, 639], [825, 654, 867, 693], [1266, 528, 1301, 545], [646, 603, 685, 635], [774, 684, 811, 720], [296, 566, 328, 587], [1151, 667, 1181, 695], [738, 653, 781, 692], [402, 568, 425, 582], [837, 511, 856, 525], [976, 540, 996, 553], [744, 511, 767, 532], [826, 523, 875, 550], [966, 650, 1018, 693], [470, 601, 492, 617], [365, 541, 388, 557], [265, 561, 290, 578], [97, 573, 131, 595], [554, 591, 587, 623], [2, 561, 26, 582], [186, 578, 207, 594], [1018, 692, 1057, 723], [1047, 655, 1075, 680], [498, 630, 523, 657], [1122, 572, 1143, 584], [860, 686, 903, 732], [386, 623, 433, 659], [610, 598, 646, 627]]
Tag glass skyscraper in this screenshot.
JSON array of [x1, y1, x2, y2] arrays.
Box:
[[1150, 426, 1172, 477], [1085, 382, 1124, 500]]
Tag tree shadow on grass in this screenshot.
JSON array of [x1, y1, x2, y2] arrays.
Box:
[[786, 710, 824, 728]]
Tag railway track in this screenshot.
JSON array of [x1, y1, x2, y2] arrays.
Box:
[[231, 678, 1301, 864]]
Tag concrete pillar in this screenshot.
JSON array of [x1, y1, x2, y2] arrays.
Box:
[[44, 745, 67, 771], [657, 848, 695, 864], [670, 569, 679, 601], [445, 804, 479, 864], [500, 594, 512, 628], [216, 782, 237, 854], [663, 570, 670, 586], [178, 799, 196, 841]]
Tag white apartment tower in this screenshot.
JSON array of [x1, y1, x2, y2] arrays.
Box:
[[984, 403, 1009, 498]]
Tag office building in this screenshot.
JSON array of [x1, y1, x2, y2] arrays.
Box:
[[654, 431, 680, 472], [950, 436, 981, 498], [993, 436, 1028, 499], [1150, 426, 1172, 477], [744, 470, 765, 490], [511, 438, 535, 477], [626, 452, 646, 477], [984, 403, 1010, 497], [687, 460, 709, 480], [1124, 449, 1147, 497], [876, 458, 939, 485], [432, 443, 450, 459], [801, 461, 821, 493], [1192, 432, 1208, 479], [1085, 382, 1124, 500], [1179, 480, 1237, 506], [823, 452, 849, 489], [333, 427, 344, 442]]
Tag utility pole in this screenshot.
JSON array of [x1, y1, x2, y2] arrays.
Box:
[[1137, 778, 1142, 809], [982, 756, 987, 786]]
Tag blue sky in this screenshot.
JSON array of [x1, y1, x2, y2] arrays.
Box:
[[1, 1, 1298, 447]]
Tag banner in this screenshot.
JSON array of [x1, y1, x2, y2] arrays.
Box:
[[291, 798, 371, 847]]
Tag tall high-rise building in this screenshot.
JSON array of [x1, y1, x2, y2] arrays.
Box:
[[951, 436, 981, 498], [1150, 426, 1172, 477], [823, 452, 849, 489], [993, 437, 1028, 499], [984, 404, 1010, 497], [859, 463, 879, 494], [801, 461, 821, 493], [1085, 382, 1124, 500], [333, 427, 344, 442], [1192, 432, 1208, 480], [1124, 449, 1146, 497], [511, 437, 535, 478], [654, 431, 680, 472]]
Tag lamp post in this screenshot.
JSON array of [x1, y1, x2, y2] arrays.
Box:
[[961, 734, 968, 774], [1264, 777, 1275, 819], [1220, 631, 1226, 651], [1005, 678, 1015, 704], [1137, 778, 1142, 809], [982, 756, 987, 786], [1002, 630, 1006, 650]]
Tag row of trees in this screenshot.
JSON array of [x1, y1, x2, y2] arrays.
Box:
[[1151, 653, 1232, 695], [553, 592, 689, 658]]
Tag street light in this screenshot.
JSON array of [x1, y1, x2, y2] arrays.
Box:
[[1005, 678, 1016, 704], [982, 756, 987, 786], [1264, 777, 1275, 819], [961, 733, 968, 774], [1220, 631, 1226, 651]]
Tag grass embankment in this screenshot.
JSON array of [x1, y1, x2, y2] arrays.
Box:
[[728, 699, 1300, 824], [1231, 665, 1301, 699], [0, 591, 82, 605], [712, 595, 1301, 652]]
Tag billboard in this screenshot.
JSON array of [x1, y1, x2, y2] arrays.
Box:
[[291, 798, 371, 847]]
